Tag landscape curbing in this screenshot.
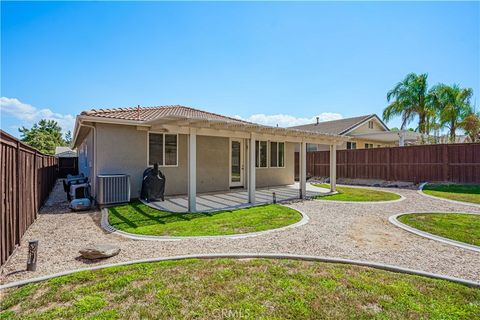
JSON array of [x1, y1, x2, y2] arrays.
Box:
[[418, 182, 480, 208], [1, 253, 479, 290], [100, 205, 310, 241], [389, 212, 480, 253], [312, 184, 406, 204]]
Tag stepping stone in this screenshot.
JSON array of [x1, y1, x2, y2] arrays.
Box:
[[79, 244, 120, 260]]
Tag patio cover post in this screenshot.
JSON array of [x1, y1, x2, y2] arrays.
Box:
[[248, 134, 256, 204], [300, 141, 307, 199], [188, 128, 197, 212], [329, 144, 337, 192]]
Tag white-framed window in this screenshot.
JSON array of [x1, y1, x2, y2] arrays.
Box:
[[347, 142, 357, 150], [255, 140, 268, 168], [270, 141, 285, 168], [364, 143, 374, 149], [148, 133, 178, 166], [368, 120, 374, 129]]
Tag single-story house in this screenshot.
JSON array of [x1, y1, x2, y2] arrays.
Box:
[[72, 105, 348, 211], [290, 114, 421, 151]]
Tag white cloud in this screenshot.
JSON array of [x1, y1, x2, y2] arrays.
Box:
[[0, 97, 75, 134], [234, 112, 343, 127]]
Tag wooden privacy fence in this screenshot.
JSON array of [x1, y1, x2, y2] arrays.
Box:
[[1, 130, 58, 266], [295, 143, 480, 183]]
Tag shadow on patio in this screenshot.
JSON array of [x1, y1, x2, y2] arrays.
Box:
[[145, 183, 330, 213]]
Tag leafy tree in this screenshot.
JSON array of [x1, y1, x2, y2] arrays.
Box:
[[64, 130, 72, 145], [460, 113, 480, 142], [429, 84, 473, 142], [19, 119, 68, 155], [383, 73, 433, 134]]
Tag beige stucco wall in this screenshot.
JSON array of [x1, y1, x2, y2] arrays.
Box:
[[336, 138, 396, 150], [197, 136, 230, 193], [343, 119, 395, 148], [352, 119, 385, 134], [300, 139, 395, 151], [311, 119, 396, 151], [92, 125, 234, 198], [95, 123, 148, 198], [152, 135, 230, 196], [83, 123, 295, 200], [78, 129, 94, 180]]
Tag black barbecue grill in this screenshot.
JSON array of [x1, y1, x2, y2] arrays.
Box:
[[141, 163, 166, 202]]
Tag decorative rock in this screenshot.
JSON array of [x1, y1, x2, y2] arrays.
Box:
[[79, 244, 120, 260]]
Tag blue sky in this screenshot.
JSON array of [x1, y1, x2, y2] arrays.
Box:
[[1, 1, 479, 137]]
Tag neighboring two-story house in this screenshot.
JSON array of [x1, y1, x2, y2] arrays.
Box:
[[290, 114, 419, 151]]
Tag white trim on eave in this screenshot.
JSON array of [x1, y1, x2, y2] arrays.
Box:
[[341, 114, 390, 136], [72, 114, 350, 147]]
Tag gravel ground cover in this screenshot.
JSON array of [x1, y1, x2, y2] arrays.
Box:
[[1, 181, 479, 285]]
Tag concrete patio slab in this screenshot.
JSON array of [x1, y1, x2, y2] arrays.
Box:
[[145, 183, 330, 212]]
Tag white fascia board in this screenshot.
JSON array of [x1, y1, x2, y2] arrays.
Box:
[[75, 115, 347, 145], [77, 115, 151, 127], [342, 115, 389, 135]]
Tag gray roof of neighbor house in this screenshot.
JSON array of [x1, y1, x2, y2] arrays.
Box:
[[290, 114, 388, 135], [80, 105, 252, 124], [55, 146, 77, 158]]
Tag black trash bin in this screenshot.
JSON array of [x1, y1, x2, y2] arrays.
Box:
[[140, 163, 166, 202]]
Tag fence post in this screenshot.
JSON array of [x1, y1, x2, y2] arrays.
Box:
[[442, 144, 449, 182], [33, 151, 37, 213], [15, 141, 20, 244], [26, 240, 38, 271], [386, 148, 391, 181], [344, 150, 348, 179], [365, 149, 369, 179]]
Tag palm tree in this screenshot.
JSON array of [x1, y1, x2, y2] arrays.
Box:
[[429, 84, 473, 142], [460, 112, 480, 142], [383, 73, 433, 134]]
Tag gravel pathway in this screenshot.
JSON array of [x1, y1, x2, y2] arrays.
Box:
[[1, 180, 479, 285]]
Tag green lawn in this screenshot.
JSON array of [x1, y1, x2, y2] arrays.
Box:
[[423, 184, 480, 204], [312, 184, 401, 202], [398, 213, 480, 246], [1, 259, 479, 320], [108, 202, 302, 236]]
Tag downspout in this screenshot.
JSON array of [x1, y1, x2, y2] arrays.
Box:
[[78, 122, 97, 201]]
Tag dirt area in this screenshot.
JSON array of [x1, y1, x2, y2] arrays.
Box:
[[348, 215, 406, 250]]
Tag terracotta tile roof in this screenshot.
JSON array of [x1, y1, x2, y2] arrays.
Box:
[[80, 105, 252, 124], [289, 114, 377, 135]]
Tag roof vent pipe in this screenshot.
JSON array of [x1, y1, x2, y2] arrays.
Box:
[[316, 117, 319, 125]]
